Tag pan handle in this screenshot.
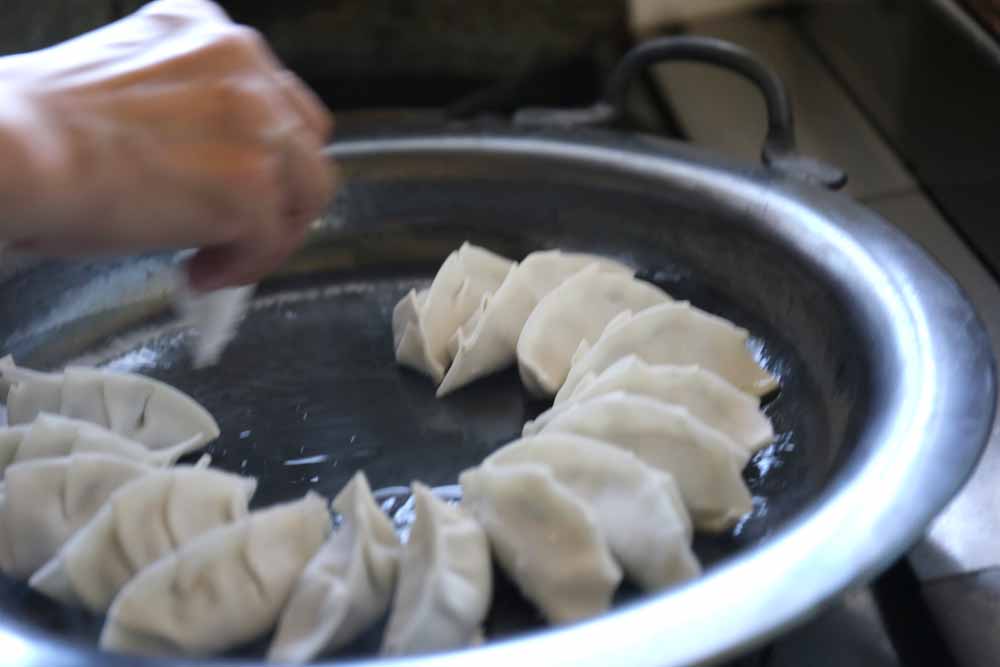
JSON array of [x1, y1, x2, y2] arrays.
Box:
[[514, 36, 847, 190]]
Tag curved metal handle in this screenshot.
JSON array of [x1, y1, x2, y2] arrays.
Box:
[[515, 36, 847, 190]]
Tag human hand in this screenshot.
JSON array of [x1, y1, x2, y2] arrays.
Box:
[[0, 0, 335, 290]]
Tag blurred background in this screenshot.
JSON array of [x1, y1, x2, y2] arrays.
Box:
[[5, 1, 1000, 665]]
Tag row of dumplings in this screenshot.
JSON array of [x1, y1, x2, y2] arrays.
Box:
[[392, 243, 779, 400], [0, 355, 774, 661], [0, 417, 745, 661], [0, 238, 780, 661], [390, 244, 781, 614], [392, 243, 778, 529], [0, 359, 490, 660]]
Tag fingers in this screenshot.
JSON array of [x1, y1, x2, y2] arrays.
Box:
[[277, 127, 335, 228], [186, 244, 251, 291], [29, 0, 338, 281], [274, 70, 333, 140], [186, 129, 332, 292], [217, 68, 333, 287], [130, 2, 337, 251], [186, 219, 308, 291], [209, 33, 335, 287], [180, 62, 333, 289]]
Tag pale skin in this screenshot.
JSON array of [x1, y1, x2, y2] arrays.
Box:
[[0, 0, 336, 290]]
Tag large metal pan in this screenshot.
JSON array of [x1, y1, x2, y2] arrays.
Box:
[[0, 37, 993, 667]]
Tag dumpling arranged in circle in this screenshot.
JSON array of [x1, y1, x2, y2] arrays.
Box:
[[268, 472, 400, 664], [516, 265, 672, 398], [0, 357, 219, 450], [392, 243, 514, 384], [556, 302, 779, 404], [0, 453, 151, 579], [438, 250, 631, 396], [30, 466, 257, 614], [0, 414, 207, 475], [533, 391, 753, 532], [482, 433, 700, 591], [527, 356, 773, 457], [460, 462, 623, 624], [381, 483, 492, 656], [99, 493, 331, 657]]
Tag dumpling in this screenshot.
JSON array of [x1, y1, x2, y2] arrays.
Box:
[[527, 356, 774, 456], [0, 453, 151, 579], [437, 251, 631, 396], [268, 472, 400, 664], [0, 414, 205, 476], [516, 266, 671, 397], [459, 463, 621, 624], [393, 243, 514, 384], [555, 302, 779, 404], [99, 493, 331, 657], [381, 483, 492, 656], [483, 434, 699, 591], [570, 308, 635, 364], [393, 287, 431, 370], [0, 426, 28, 467], [30, 466, 257, 613], [0, 356, 220, 449], [535, 392, 752, 532], [173, 271, 254, 368]]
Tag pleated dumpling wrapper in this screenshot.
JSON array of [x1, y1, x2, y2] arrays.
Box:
[[459, 462, 622, 624], [0, 453, 151, 579], [483, 434, 699, 591], [173, 272, 255, 369], [437, 251, 632, 396], [0, 356, 220, 449], [268, 472, 400, 664], [516, 265, 671, 398], [527, 356, 774, 456], [555, 302, 779, 404], [535, 391, 752, 532], [30, 466, 257, 614], [381, 483, 492, 656], [0, 414, 206, 476], [99, 493, 331, 657], [393, 243, 514, 384]]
